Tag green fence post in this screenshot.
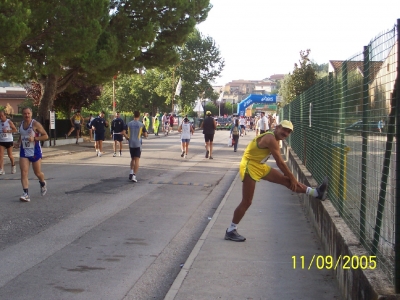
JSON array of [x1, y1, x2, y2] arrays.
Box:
[[337, 62, 348, 215], [394, 18, 400, 292], [360, 45, 369, 245]]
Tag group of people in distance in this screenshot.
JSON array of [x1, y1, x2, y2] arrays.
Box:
[[1, 108, 329, 246]]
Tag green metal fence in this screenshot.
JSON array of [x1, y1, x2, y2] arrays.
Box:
[[281, 20, 399, 286]]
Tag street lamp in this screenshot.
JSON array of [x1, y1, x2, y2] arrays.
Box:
[[218, 88, 224, 117]]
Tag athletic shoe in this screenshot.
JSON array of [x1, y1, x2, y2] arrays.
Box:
[[0, 169, 5, 175], [209, 156, 213, 159], [205, 150, 209, 158], [129, 174, 133, 181], [316, 176, 329, 201], [113, 152, 117, 157], [119, 152, 122, 157], [40, 181, 47, 196], [20, 193, 30, 202], [98, 152, 102, 157], [131, 174, 137, 182], [64, 134, 68, 139], [224, 229, 246, 242], [181, 151, 185, 157], [184, 154, 187, 159], [11, 165, 16, 174]]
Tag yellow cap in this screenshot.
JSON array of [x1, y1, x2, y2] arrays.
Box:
[[280, 120, 294, 131], [206, 111, 212, 115]]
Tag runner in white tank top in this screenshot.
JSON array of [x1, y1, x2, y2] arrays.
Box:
[[178, 117, 194, 158], [0, 110, 17, 174], [17, 107, 48, 202]]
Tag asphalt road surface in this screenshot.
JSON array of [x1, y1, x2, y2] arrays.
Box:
[[0, 129, 245, 300]]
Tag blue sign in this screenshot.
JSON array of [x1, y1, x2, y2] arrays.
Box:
[[237, 94, 277, 116]]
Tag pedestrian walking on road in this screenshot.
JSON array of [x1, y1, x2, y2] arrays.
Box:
[[0, 110, 17, 175], [91, 111, 108, 157], [123, 111, 148, 182], [178, 117, 194, 158], [258, 111, 269, 134], [230, 119, 240, 152], [16, 107, 48, 202], [225, 120, 329, 242], [143, 113, 150, 132], [111, 112, 125, 157], [200, 111, 216, 159], [65, 110, 83, 144], [153, 114, 160, 136]]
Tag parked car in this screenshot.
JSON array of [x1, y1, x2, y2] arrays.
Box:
[[216, 117, 232, 130], [344, 120, 381, 133]]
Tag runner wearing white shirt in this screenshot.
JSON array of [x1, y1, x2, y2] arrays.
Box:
[[259, 112, 269, 134], [0, 110, 17, 174], [178, 117, 194, 158], [239, 116, 246, 136]]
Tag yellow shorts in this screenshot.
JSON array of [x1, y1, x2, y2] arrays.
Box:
[[239, 158, 272, 182]]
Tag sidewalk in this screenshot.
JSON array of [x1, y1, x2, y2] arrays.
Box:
[[166, 163, 342, 300]]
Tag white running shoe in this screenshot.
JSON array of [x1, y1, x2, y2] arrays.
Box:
[[98, 152, 102, 157], [119, 152, 122, 157], [20, 193, 30, 202], [0, 169, 5, 175], [11, 165, 16, 174], [113, 152, 117, 157], [184, 154, 187, 158], [40, 181, 47, 196], [131, 174, 137, 182]]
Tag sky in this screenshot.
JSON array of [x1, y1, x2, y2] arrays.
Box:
[[196, 0, 400, 86]]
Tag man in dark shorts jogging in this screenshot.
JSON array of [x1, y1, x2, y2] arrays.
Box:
[[111, 112, 125, 157], [123, 111, 148, 182], [200, 111, 217, 159], [91, 111, 108, 157]]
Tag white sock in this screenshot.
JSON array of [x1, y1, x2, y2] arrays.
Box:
[[130, 170, 134, 175], [227, 222, 238, 233], [306, 187, 318, 197]]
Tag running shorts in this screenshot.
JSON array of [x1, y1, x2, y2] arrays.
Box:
[[0, 141, 13, 149], [239, 158, 271, 182], [94, 131, 105, 141], [204, 134, 214, 142], [129, 147, 141, 158], [113, 134, 123, 142]]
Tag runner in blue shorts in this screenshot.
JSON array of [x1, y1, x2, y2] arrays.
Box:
[[16, 107, 48, 202]]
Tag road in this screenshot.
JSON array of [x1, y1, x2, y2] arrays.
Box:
[[0, 129, 243, 300]]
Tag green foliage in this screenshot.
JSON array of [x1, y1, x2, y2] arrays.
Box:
[[96, 28, 224, 117], [279, 49, 318, 105], [0, 0, 212, 120], [18, 98, 38, 116], [174, 29, 224, 110]]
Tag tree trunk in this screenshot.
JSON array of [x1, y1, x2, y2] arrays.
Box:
[[37, 74, 58, 123]]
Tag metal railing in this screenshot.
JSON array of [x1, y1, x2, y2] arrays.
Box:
[[280, 19, 399, 287]]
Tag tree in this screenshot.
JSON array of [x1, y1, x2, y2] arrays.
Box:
[[174, 29, 224, 112], [100, 29, 224, 116], [0, 1, 211, 121], [95, 70, 170, 116], [278, 49, 318, 104], [54, 84, 101, 118]]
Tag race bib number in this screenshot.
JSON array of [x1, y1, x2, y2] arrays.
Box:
[[1, 133, 7, 138], [22, 136, 34, 149]]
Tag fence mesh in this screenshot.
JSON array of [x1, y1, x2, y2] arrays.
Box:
[[281, 22, 398, 283]]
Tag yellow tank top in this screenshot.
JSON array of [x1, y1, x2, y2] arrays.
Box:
[[243, 131, 274, 164]]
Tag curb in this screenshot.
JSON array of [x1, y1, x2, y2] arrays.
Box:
[[164, 171, 240, 300]]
